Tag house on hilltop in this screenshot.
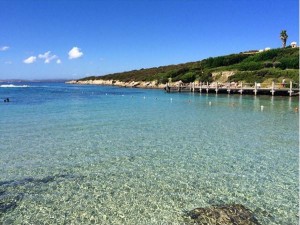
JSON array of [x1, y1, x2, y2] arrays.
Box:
[[291, 42, 297, 48]]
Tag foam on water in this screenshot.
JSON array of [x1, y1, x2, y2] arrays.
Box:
[[0, 82, 299, 224], [0, 84, 29, 88]]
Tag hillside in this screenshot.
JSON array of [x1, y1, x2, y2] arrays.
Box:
[[78, 47, 299, 85]]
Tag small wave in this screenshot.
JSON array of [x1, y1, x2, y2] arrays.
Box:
[[0, 84, 29, 88]]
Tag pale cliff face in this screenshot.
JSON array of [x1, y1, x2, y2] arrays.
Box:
[[66, 79, 166, 89], [211, 71, 236, 83]]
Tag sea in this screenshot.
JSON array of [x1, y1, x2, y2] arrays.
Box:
[[0, 82, 299, 225]]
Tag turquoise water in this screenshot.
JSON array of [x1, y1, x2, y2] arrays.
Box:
[[0, 82, 299, 224]]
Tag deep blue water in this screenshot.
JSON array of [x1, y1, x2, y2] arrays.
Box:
[[0, 82, 299, 224]]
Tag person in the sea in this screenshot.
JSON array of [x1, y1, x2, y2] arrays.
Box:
[[4, 98, 9, 102]]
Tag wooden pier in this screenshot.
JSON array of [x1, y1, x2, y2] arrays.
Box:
[[164, 81, 299, 96]]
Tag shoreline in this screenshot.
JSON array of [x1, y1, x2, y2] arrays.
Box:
[[66, 79, 299, 96], [66, 79, 166, 89]]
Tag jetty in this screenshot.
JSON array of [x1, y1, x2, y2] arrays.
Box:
[[165, 81, 299, 96]]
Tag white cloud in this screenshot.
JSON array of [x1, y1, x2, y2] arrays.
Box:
[[68, 47, 83, 59], [56, 59, 62, 64], [45, 55, 58, 63], [0, 46, 9, 51], [23, 56, 37, 64], [38, 51, 57, 63], [38, 51, 50, 59]]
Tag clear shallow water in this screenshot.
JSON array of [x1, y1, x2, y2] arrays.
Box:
[[0, 82, 299, 225]]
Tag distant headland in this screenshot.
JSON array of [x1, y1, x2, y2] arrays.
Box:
[[1, 79, 68, 83], [67, 46, 299, 94]]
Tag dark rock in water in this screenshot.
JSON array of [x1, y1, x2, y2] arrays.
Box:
[[0, 174, 84, 218], [186, 204, 260, 225], [0, 192, 24, 215], [37, 176, 55, 183], [0, 174, 83, 188]]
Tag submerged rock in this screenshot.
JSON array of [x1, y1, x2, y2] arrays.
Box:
[[186, 204, 260, 225], [0, 192, 24, 215], [0, 174, 83, 219]]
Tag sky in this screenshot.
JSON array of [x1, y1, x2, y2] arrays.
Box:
[[0, 0, 298, 80]]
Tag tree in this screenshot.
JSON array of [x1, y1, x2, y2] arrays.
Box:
[[280, 30, 288, 48]]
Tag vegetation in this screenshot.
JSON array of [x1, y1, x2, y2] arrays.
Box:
[[78, 47, 299, 84], [280, 30, 288, 48], [228, 69, 299, 83]]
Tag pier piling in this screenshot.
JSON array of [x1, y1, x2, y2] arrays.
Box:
[[288, 81, 293, 96], [270, 81, 275, 96], [239, 82, 243, 95], [254, 82, 257, 96], [165, 81, 299, 96], [227, 83, 231, 94], [206, 82, 209, 94]]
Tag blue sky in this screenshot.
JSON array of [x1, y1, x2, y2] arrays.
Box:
[[0, 0, 298, 80]]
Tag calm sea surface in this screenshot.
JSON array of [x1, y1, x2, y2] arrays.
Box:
[[0, 82, 299, 225]]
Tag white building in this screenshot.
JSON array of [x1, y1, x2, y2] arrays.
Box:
[[291, 42, 297, 48]]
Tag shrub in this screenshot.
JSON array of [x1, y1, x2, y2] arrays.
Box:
[[180, 72, 196, 83], [157, 73, 169, 84], [264, 61, 273, 68], [229, 68, 299, 83], [166, 68, 189, 78], [273, 61, 281, 68], [238, 61, 263, 71], [197, 72, 213, 83], [279, 57, 299, 69]]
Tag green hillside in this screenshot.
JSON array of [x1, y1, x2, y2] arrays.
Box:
[[79, 47, 299, 84]]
